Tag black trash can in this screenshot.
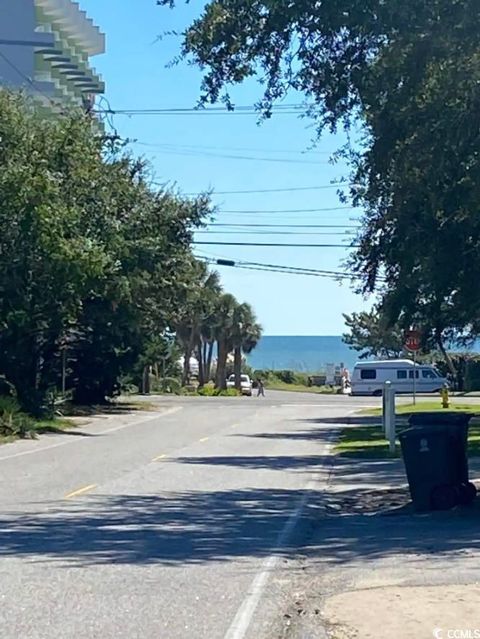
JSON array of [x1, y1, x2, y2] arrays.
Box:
[[399, 419, 476, 511], [408, 412, 470, 484]]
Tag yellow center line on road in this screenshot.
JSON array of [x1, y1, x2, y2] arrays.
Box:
[[64, 484, 97, 500], [152, 454, 167, 462], [199, 437, 209, 443]]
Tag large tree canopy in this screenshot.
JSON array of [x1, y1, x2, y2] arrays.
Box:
[[0, 90, 264, 414], [159, 0, 480, 341], [342, 308, 404, 360], [0, 91, 210, 413]]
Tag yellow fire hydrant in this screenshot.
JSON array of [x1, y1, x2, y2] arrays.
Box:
[[441, 384, 450, 409]]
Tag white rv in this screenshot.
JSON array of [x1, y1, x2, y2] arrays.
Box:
[[350, 359, 447, 396]]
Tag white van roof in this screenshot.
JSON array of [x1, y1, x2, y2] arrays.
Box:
[[354, 359, 418, 368]]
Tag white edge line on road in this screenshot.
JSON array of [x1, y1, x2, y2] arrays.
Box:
[[224, 431, 338, 639], [0, 407, 183, 462], [96, 407, 182, 435], [281, 403, 365, 408]]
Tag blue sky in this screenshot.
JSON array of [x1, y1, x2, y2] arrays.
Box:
[[81, 0, 370, 335]]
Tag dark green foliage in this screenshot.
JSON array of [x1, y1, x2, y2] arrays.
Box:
[[343, 309, 405, 359], [0, 397, 34, 438], [253, 369, 310, 387], [197, 386, 239, 397], [0, 92, 210, 414], [159, 0, 480, 348], [275, 370, 295, 385], [0, 91, 263, 413]]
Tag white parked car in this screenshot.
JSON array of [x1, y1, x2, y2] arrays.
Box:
[[226, 374, 253, 396], [350, 359, 447, 396]]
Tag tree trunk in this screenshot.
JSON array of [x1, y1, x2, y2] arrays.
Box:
[[234, 346, 242, 390], [436, 331, 456, 380], [201, 341, 208, 381], [181, 329, 196, 387], [206, 341, 214, 381], [196, 341, 205, 388], [215, 339, 228, 389], [8, 339, 50, 416], [181, 346, 190, 386], [142, 365, 151, 395]]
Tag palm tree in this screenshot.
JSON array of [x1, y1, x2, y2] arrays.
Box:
[[195, 270, 222, 387], [175, 263, 222, 387], [214, 293, 238, 390], [232, 303, 263, 390]]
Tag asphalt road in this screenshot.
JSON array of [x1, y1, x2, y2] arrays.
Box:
[[0, 392, 376, 639]]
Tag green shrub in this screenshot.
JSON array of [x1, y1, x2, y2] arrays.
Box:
[[150, 377, 181, 394], [276, 370, 296, 384], [252, 369, 310, 387], [218, 388, 240, 397], [197, 386, 239, 397], [163, 377, 182, 394], [197, 385, 220, 396], [0, 396, 21, 414], [0, 397, 35, 438]]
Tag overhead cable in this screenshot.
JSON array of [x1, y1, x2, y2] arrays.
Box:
[[194, 241, 356, 248], [183, 183, 356, 196]]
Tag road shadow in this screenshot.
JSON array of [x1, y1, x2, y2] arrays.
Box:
[[304, 490, 480, 567], [36, 426, 96, 438], [304, 452, 480, 567], [60, 401, 155, 418], [234, 428, 343, 443], [299, 415, 384, 426], [0, 483, 478, 569], [0, 489, 314, 567], [174, 454, 334, 473]]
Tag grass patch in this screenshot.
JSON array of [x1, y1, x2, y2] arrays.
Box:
[[0, 395, 78, 444], [335, 424, 401, 459], [31, 417, 73, 435], [0, 414, 73, 444], [361, 401, 480, 417], [336, 415, 480, 459]]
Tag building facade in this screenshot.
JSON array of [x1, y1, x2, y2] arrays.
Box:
[[0, 0, 105, 109]]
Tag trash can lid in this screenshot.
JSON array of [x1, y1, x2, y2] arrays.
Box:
[[408, 412, 472, 427]]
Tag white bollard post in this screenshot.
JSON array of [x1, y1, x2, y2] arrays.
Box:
[[384, 381, 396, 454]]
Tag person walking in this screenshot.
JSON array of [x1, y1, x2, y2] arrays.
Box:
[[257, 378, 265, 397]]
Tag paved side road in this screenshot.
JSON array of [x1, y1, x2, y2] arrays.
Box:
[[0, 394, 368, 639]]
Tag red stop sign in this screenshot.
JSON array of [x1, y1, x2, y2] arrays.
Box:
[[405, 330, 421, 352]]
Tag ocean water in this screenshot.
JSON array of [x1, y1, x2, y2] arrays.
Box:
[[247, 336, 359, 373]]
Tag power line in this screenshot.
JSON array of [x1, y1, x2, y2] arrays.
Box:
[[218, 206, 353, 213], [142, 146, 330, 165], [183, 182, 355, 196], [195, 254, 364, 281], [95, 103, 304, 116], [194, 241, 356, 248], [234, 263, 350, 278], [208, 223, 358, 229], [0, 49, 59, 109], [195, 253, 384, 283], [135, 141, 333, 155], [196, 230, 354, 236], [242, 259, 353, 276]]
